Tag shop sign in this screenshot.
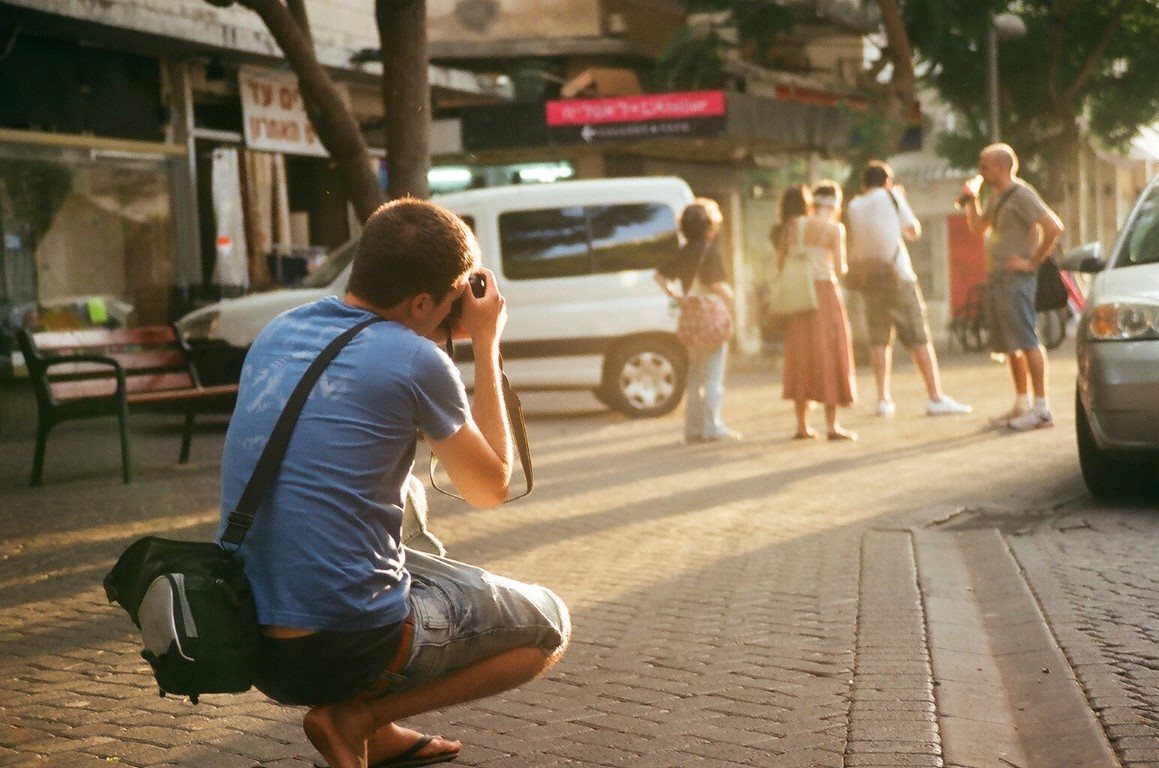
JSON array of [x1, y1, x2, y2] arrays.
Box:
[[239, 66, 327, 157], [545, 90, 727, 143]]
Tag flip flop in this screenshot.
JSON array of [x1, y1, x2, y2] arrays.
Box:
[[314, 735, 460, 768]]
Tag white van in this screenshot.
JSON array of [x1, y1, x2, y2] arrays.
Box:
[[178, 177, 695, 417]]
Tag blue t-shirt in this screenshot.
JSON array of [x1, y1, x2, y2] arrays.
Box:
[[216, 297, 469, 631]]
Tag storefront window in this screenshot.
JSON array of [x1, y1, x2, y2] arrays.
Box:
[[0, 142, 177, 332]]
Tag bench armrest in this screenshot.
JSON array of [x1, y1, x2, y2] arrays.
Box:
[[41, 353, 128, 396]]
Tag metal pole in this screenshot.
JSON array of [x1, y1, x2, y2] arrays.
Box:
[[987, 13, 1000, 143]]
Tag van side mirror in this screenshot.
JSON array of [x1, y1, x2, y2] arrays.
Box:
[[1059, 242, 1104, 273]]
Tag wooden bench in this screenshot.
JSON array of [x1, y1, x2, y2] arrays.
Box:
[[16, 325, 239, 486]]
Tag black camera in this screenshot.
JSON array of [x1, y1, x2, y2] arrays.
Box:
[[468, 272, 487, 298], [442, 273, 487, 340]]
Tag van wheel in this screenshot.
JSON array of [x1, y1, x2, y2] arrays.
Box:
[[600, 338, 686, 418]]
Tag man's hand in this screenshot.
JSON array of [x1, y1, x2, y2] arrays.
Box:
[[1004, 254, 1037, 273], [454, 268, 506, 351]]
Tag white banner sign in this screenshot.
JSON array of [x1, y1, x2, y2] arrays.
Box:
[[239, 66, 327, 157]]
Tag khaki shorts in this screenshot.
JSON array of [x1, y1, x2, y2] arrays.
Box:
[[864, 280, 931, 348]]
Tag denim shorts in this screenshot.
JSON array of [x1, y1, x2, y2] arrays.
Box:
[[986, 271, 1038, 353], [382, 549, 571, 693], [255, 548, 569, 704]]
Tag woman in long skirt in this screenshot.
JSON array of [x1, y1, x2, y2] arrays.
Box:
[[772, 183, 858, 440]]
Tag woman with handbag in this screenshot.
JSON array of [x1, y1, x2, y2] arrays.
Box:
[[654, 198, 741, 443], [772, 183, 858, 440]]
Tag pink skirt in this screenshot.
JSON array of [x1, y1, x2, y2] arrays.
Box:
[[781, 281, 857, 406]]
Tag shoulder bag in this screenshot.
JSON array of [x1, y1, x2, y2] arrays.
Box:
[[103, 316, 383, 703], [767, 219, 819, 316], [1035, 254, 1069, 312], [676, 243, 734, 351]]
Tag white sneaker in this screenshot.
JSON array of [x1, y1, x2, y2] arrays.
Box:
[[876, 399, 896, 417], [1008, 409, 1054, 431], [989, 405, 1027, 427], [927, 395, 972, 416]]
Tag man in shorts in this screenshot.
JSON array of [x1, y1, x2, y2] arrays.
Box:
[[961, 144, 1064, 430], [216, 198, 570, 768], [846, 160, 972, 417]]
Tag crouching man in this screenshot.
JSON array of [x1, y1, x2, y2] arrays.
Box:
[[216, 198, 570, 768]]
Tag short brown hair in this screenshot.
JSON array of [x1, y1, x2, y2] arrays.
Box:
[[348, 198, 477, 310], [680, 198, 723, 241], [862, 160, 893, 189]]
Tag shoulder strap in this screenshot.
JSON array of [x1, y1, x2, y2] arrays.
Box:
[[221, 316, 383, 547], [683, 241, 713, 297], [990, 183, 1020, 226], [428, 361, 534, 501]]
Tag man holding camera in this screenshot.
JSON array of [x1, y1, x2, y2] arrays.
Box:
[[846, 160, 972, 418], [216, 198, 569, 768], [961, 143, 1064, 431]]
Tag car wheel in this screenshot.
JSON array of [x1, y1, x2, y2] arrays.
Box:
[[1075, 389, 1154, 499], [600, 337, 687, 418]]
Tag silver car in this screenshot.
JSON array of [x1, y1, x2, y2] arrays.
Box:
[[1062, 173, 1159, 499]]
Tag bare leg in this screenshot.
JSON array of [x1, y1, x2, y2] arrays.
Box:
[[305, 647, 556, 768], [826, 405, 856, 439], [794, 400, 813, 437], [910, 343, 943, 401], [870, 345, 891, 402], [1008, 351, 1030, 396], [1025, 345, 1048, 399]]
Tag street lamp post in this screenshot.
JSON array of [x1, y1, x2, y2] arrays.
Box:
[[986, 10, 1027, 142]]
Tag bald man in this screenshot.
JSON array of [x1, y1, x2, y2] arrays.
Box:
[[961, 143, 1064, 431]]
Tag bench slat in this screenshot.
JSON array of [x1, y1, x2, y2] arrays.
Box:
[[50, 372, 197, 402], [46, 350, 188, 378], [32, 326, 178, 351], [128, 383, 238, 405]]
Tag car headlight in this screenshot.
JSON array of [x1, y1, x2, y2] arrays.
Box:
[[1088, 302, 1159, 340], [179, 310, 221, 342]]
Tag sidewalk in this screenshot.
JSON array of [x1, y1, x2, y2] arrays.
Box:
[[1, 344, 1155, 768]]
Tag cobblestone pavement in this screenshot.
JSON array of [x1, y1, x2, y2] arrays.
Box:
[[935, 502, 1159, 767], [0, 343, 1155, 768]]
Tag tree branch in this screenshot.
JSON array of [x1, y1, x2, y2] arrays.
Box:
[[876, 0, 916, 101], [1061, 0, 1140, 105], [223, 0, 386, 221], [285, 0, 313, 43]]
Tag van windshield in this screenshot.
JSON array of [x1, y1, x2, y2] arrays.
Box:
[[302, 239, 359, 288]]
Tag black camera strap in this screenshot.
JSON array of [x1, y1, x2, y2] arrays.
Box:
[[429, 352, 533, 502], [222, 317, 383, 547]]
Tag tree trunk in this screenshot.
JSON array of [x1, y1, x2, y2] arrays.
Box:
[[377, 0, 432, 200], [869, 0, 917, 157], [217, 0, 386, 223]]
